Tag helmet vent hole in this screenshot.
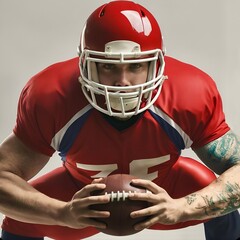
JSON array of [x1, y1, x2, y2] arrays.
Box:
[[100, 9, 105, 17], [140, 10, 146, 17]]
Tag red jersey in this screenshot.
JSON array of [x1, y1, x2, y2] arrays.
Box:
[[13, 56, 229, 185]]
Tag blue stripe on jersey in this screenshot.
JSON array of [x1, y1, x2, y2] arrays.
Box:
[[149, 109, 185, 151], [1, 230, 43, 240], [58, 108, 92, 159]]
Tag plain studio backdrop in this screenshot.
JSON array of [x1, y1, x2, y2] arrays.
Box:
[[0, 1, 240, 239]]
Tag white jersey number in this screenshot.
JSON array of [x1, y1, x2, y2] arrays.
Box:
[[76, 155, 170, 181]]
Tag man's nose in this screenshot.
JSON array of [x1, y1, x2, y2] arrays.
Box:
[[114, 69, 130, 87]]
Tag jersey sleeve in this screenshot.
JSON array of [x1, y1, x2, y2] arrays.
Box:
[[189, 78, 229, 148], [13, 58, 81, 156], [13, 76, 56, 156], [161, 57, 230, 149]]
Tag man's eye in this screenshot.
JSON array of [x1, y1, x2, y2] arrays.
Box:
[[130, 63, 142, 70], [103, 64, 115, 70]]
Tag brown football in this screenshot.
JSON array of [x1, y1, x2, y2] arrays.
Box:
[[90, 174, 149, 236]]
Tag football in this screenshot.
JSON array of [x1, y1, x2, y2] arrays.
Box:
[[90, 174, 149, 236]]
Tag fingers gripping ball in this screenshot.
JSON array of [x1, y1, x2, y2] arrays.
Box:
[[91, 174, 149, 236]]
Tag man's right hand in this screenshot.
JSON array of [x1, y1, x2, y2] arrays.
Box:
[[60, 179, 110, 229]]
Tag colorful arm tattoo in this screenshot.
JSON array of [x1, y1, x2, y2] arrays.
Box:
[[190, 131, 240, 217]]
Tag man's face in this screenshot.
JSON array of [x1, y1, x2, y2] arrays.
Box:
[[97, 62, 149, 89]]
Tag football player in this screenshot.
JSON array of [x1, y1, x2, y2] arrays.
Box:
[[0, 1, 240, 239]]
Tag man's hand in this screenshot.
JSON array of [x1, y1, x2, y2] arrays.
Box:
[[129, 179, 184, 231], [60, 178, 110, 229]]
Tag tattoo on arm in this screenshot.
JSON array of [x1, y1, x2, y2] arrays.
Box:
[[207, 131, 240, 167], [195, 130, 240, 173], [200, 181, 240, 217], [185, 178, 240, 217], [185, 194, 197, 205], [188, 131, 240, 218]]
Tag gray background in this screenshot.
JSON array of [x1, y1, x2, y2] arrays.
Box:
[[0, 0, 240, 239]]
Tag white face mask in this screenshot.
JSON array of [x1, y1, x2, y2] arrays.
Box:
[[79, 40, 166, 119]]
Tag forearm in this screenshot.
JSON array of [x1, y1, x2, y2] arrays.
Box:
[[0, 171, 66, 226], [180, 163, 240, 221]]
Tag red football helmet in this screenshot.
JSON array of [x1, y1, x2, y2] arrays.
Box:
[[78, 1, 166, 118]]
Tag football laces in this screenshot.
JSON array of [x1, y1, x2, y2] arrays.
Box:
[[105, 190, 151, 202], [105, 191, 135, 202]]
